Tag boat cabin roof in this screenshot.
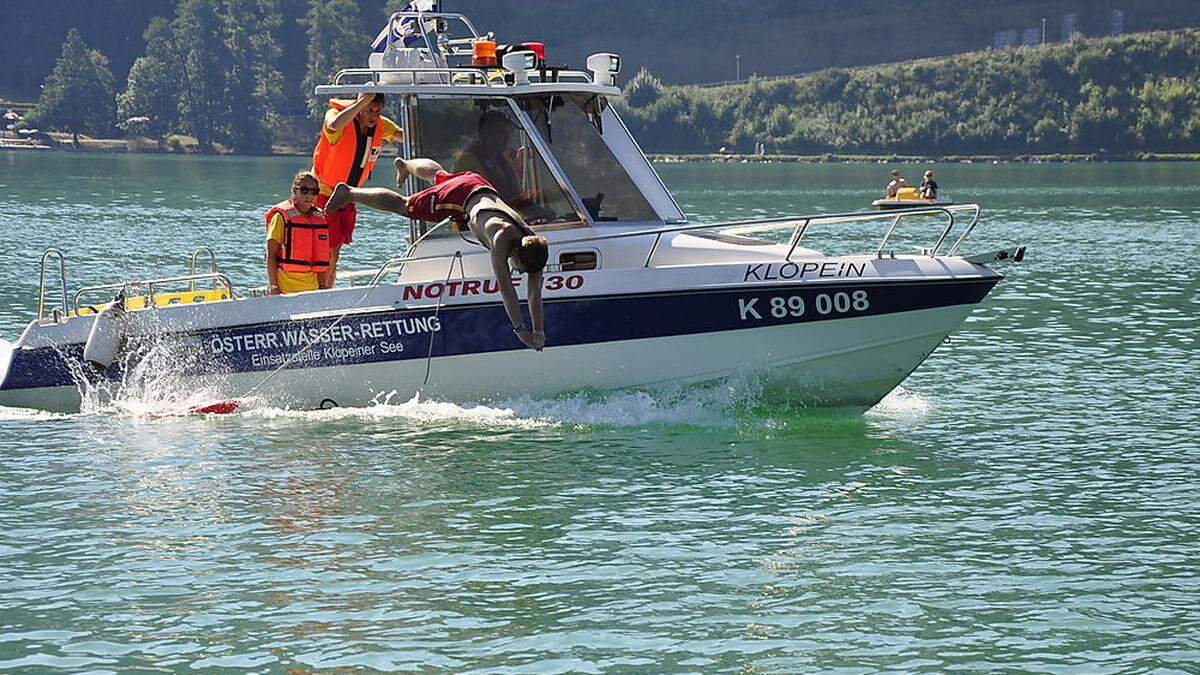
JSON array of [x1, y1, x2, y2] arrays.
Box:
[[316, 10, 620, 99]]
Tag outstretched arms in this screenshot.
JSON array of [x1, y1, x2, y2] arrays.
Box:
[[490, 248, 540, 350], [526, 270, 545, 350], [489, 246, 548, 352]]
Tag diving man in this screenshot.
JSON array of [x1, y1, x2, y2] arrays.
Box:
[[325, 158, 550, 351]]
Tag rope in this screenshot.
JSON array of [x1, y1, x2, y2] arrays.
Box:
[[421, 252, 461, 388], [238, 283, 377, 400]]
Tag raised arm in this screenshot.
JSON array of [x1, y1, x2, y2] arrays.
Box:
[[325, 93, 376, 134]]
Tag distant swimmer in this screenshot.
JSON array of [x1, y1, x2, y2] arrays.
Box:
[[919, 170, 939, 199], [325, 158, 550, 351], [886, 169, 908, 198]]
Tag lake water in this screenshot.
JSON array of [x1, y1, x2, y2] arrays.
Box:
[[0, 153, 1197, 671]]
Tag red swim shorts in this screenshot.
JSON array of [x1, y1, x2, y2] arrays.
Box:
[[316, 193, 357, 248], [405, 171, 496, 229]]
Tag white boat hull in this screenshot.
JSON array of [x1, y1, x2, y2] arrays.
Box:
[[0, 296, 979, 413]]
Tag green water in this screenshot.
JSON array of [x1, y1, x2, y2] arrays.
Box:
[[1, 152, 1198, 671]]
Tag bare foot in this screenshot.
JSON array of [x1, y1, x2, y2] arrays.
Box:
[[325, 183, 352, 212], [393, 157, 410, 187]]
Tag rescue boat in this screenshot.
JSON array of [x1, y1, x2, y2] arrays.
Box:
[[0, 10, 1024, 413]]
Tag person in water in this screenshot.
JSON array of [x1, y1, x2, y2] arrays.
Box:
[[311, 93, 401, 287], [265, 171, 330, 295], [325, 158, 550, 351], [918, 170, 939, 199], [885, 169, 908, 198]]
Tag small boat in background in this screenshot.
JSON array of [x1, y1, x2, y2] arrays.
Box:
[[872, 186, 954, 210]]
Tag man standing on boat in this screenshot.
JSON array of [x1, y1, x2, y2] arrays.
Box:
[[325, 158, 550, 351], [311, 93, 402, 287], [265, 171, 330, 295]]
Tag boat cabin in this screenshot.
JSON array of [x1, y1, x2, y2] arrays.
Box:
[[316, 9, 685, 257]]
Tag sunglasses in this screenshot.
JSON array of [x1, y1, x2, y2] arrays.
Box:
[[294, 186, 319, 195]]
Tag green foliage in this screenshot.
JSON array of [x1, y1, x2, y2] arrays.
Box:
[[117, 18, 181, 143], [303, 0, 367, 117], [168, 0, 283, 153], [624, 69, 662, 109], [25, 28, 116, 144], [617, 31, 1200, 155], [175, 0, 228, 152], [222, 0, 283, 153]]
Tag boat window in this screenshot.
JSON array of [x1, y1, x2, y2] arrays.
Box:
[[410, 98, 581, 229], [519, 94, 659, 223], [559, 251, 598, 271]]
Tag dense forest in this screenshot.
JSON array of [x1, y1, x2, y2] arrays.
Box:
[[5, 0, 1200, 96], [617, 30, 1200, 155], [6, 1, 1200, 155]]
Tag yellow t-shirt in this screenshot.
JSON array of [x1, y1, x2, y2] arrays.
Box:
[[267, 212, 320, 294], [319, 112, 401, 195]]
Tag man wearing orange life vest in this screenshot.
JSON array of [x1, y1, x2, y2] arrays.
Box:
[[311, 92, 401, 286], [265, 171, 330, 295]]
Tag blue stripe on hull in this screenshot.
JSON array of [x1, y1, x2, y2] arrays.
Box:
[[1, 279, 997, 391]]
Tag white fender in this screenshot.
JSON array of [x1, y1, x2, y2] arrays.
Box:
[[83, 301, 129, 370]]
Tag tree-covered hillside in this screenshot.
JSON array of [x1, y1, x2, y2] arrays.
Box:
[[4, 0, 1200, 101], [9, 2, 1200, 156], [616, 30, 1200, 155]]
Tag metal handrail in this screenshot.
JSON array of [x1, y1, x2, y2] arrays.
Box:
[[383, 10, 480, 52], [945, 210, 985, 256], [366, 250, 473, 286], [305, 204, 986, 291], [37, 248, 68, 323], [187, 246, 219, 291], [74, 273, 234, 313], [546, 204, 981, 268], [330, 66, 596, 88]]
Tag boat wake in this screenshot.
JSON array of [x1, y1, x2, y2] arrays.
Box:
[[245, 392, 554, 430], [868, 386, 932, 419], [242, 381, 752, 430], [17, 330, 931, 430]]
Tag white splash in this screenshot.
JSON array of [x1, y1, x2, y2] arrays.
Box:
[[495, 387, 738, 427], [69, 337, 232, 418], [866, 386, 932, 419], [242, 377, 763, 430], [0, 406, 72, 421], [245, 391, 553, 430]]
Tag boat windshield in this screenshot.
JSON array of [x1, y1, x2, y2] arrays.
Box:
[[410, 98, 581, 229], [519, 94, 659, 223]]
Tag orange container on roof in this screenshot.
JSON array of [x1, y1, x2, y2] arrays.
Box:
[[472, 40, 497, 66]]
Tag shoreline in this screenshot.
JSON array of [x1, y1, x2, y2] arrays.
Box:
[[648, 152, 1200, 163], [3, 136, 1198, 163]]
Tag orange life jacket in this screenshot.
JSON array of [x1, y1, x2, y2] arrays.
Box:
[[265, 200, 330, 274], [312, 98, 387, 190]]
